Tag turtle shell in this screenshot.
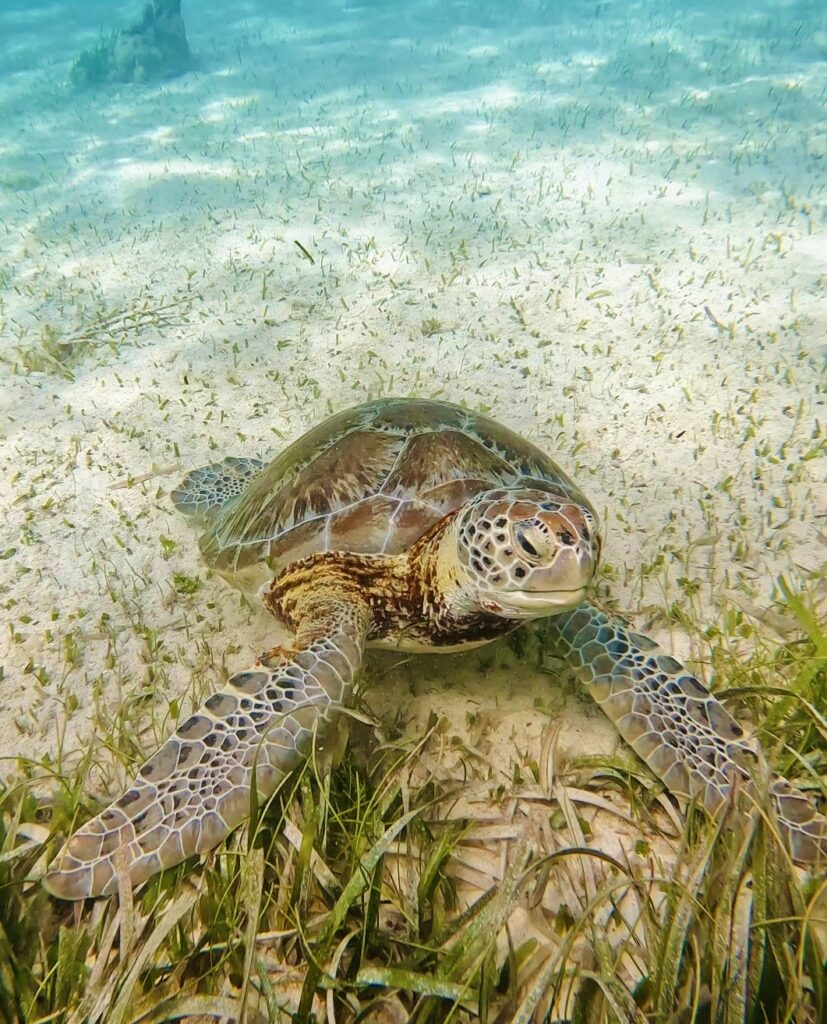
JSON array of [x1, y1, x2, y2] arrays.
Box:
[[196, 398, 593, 594]]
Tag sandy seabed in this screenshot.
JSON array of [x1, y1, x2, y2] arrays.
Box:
[[0, 0, 825, 985]]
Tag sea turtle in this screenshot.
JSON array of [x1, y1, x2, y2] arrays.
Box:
[[44, 398, 826, 899]]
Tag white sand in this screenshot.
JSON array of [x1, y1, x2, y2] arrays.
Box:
[[0, 0, 824, 980]]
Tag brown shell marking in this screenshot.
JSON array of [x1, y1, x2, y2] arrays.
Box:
[[380, 430, 517, 497], [197, 398, 592, 585], [224, 429, 403, 541]]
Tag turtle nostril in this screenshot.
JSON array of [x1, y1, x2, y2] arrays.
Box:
[[559, 530, 575, 546]]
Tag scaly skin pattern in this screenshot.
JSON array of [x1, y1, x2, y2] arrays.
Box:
[[43, 472, 825, 897], [268, 513, 522, 651], [546, 603, 827, 865], [42, 587, 370, 900], [43, 495, 584, 900]]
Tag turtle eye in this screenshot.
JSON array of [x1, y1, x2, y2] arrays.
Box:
[[516, 531, 539, 559]]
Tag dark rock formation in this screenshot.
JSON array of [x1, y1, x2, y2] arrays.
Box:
[[70, 0, 190, 87]]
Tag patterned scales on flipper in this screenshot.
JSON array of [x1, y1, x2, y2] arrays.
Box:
[[43, 589, 370, 900], [42, 397, 827, 899], [547, 604, 827, 864], [170, 456, 264, 526]]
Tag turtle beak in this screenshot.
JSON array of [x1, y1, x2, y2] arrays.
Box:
[[515, 585, 588, 608], [485, 585, 589, 619], [495, 543, 595, 618], [521, 545, 595, 594]]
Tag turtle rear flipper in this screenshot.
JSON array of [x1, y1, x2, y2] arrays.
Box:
[[171, 456, 264, 527], [43, 589, 370, 900]]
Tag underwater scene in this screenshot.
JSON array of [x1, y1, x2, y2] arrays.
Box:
[[0, 1, 825, 1020]]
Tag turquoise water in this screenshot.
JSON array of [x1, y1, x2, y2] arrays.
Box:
[[1, 0, 824, 835], [0, 4, 824, 1014]]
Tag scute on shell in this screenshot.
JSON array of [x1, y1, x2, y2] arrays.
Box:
[[189, 398, 592, 589]]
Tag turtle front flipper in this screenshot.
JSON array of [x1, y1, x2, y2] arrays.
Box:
[[547, 603, 826, 867], [43, 592, 370, 900]]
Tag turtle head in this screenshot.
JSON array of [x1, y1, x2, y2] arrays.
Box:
[[453, 490, 600, 619]]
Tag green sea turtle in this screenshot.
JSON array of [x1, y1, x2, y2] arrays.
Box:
[[44, 398, 826, 899]]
